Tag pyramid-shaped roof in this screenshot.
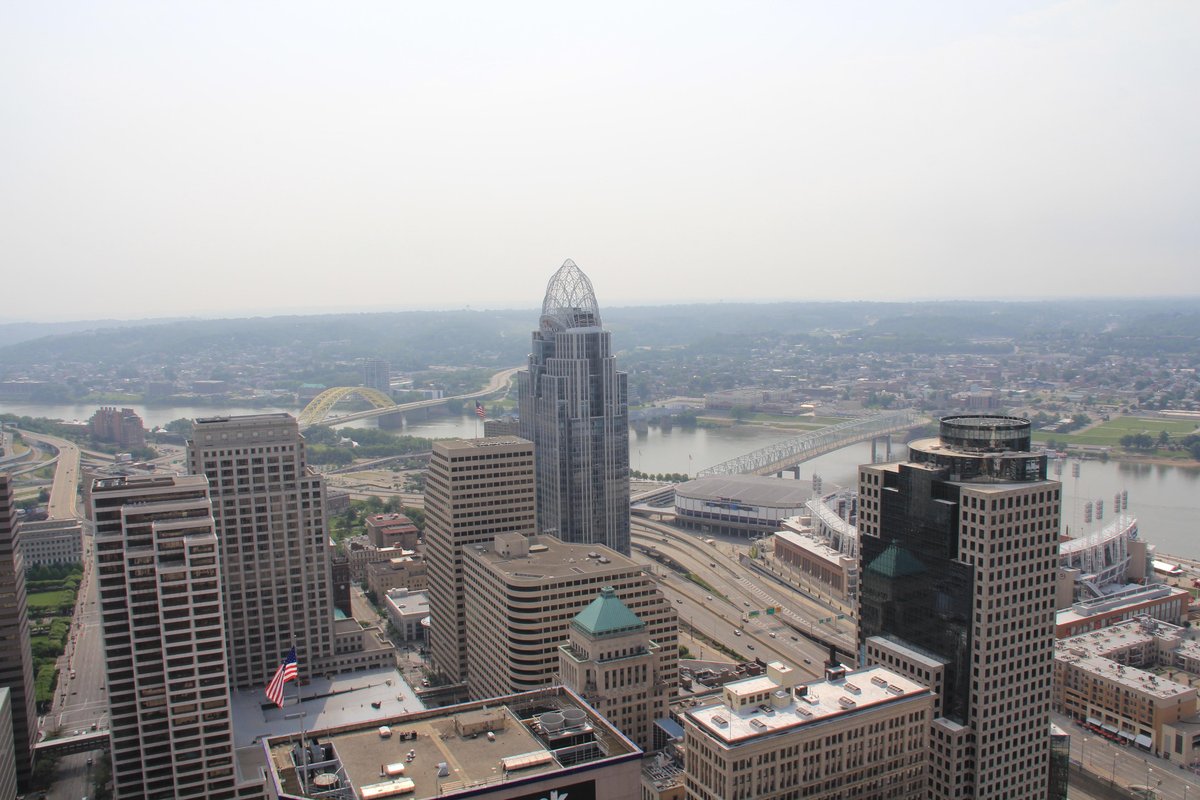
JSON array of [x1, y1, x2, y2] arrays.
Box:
[[572, 586, 645, 638], [864, 541, 926, 579]]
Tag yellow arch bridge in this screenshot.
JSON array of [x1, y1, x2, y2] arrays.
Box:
[[298, 387, 398, 427]]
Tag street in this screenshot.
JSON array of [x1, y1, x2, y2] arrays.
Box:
[[42, 528, 107, 800], [1057, 711, 1200, 800]]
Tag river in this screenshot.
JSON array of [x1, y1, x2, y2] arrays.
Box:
[[4, 401, 1197, 558]]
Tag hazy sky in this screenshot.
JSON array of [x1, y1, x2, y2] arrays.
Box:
[[2, 1, 1197, 321]]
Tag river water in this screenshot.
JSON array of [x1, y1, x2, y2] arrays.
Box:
[[5, 401, 1197, 557]]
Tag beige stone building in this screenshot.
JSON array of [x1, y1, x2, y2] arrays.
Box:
[[17, 518, 83, 568], [559, 586, 670, 752], [92, 475, 243, 799], [365, 552, 428, 597], [342, 535, 396, 581], [463, 533, 677, 701], [187, 414, 391, 687], [1054, 617, 1198, 752], [425, 436, 537, 686], [683, 662, 932, 800]]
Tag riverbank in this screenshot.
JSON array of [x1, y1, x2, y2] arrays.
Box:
[[1104, 453, 1200, 469]]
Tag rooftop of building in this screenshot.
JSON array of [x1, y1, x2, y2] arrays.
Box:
[[465, 535, 638, 582], [193, 412, 297, 427], [18, 517, 83, 533], [1056, 653, 1193, 700], [1055, 618, 1196, 699], [685, 664, 928, 745], [366, 513, 417, 528], [233, 666, 423, 788], [91, 473, 206, 494], [641, 748, 686, 794], [773, 529, 855, 563], [1056, 583, 1186, 625], [1056, 617, 1184, 659], [864, 541, 927, 579], [675, 474, 811, 507], [540, 259, 603, 332], [385, 589, 429, 616], [573, 587, 645, 638], [865, 635, 949, 671], [262, 686, 638, 800], [431, 436, 532, 455]]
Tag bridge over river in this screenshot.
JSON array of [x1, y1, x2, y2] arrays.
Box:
[[695, 409, 923, 477]]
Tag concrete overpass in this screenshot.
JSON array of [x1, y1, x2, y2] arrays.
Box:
[[696, 409, 923, 477], [34, 729, 109, 758]]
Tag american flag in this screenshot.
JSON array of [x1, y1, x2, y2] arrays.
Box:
[[475, 401, 486, 419], [265, 647, 298, 708]]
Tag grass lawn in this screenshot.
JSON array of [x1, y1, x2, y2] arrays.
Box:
[[1033, 415, 1199, 447], [26, 589, 76, 613]]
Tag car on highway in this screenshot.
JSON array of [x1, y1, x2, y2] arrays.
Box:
[[747, 644, 755, 650], [734, 629, 741, 636], [705, 595, 713, 600], [769, 632, 777, 638], [676, 598, 683, 603]]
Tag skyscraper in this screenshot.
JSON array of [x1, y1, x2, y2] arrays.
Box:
[[518, 259, 631, 555], [187, 414, 335, 688], [362, 358, 391, 395], [0, 474, 36, 791], [92, 475, 239, 799], [858, 415, 1060, 800], [425, 436, 536, 685]]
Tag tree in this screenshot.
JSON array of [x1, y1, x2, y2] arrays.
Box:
[[164, 417, 193, 435], [1158, 430, 1171, 447]]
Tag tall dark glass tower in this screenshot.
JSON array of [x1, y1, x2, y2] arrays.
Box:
[[858, 416, 1060, 800], [518, 260, 630, 555]]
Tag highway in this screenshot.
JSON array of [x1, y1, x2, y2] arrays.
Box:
[[630, 519, 853, 678], [15, 429, 82, 519]]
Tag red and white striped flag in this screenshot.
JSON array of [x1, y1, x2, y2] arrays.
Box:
[[265, 647, 298, 707], [475, 401, 486, 419]]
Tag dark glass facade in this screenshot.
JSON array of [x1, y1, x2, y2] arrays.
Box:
[[859, 463, 974, 722]]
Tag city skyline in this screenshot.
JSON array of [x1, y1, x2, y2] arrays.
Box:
[[2, 2, 1198, 321]]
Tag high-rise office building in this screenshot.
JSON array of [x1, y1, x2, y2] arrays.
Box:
[[426, 436, 536, 685], [362, 358, 391, 395], [0, 474, 36, 791], [92, 475, 239, 799], [462, 533, 677, 701], [858, 415, 1060, 800], [518, 259, 631, 555], [187, 414, 335, 688]]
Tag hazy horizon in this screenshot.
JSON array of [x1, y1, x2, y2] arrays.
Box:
[[3, 1, 1197, 321]]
